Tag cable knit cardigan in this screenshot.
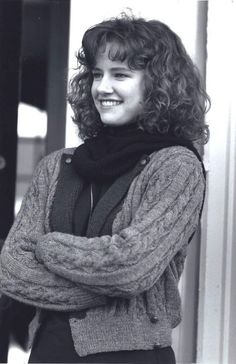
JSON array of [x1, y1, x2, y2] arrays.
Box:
[[0, 146, 205, 356]]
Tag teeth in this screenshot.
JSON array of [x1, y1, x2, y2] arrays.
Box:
[[100, 100, 121, 106]]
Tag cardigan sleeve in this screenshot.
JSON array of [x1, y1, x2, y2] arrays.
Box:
[[0, 153, 107, 310], [35, 148, 206, 297]]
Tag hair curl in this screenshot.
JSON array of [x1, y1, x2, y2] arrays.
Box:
[[68, 14, 210, 143]]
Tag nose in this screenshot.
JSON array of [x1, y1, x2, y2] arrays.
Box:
[[96, 75, 113, 94]]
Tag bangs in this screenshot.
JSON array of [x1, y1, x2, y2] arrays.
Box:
[[100, 36, 129, 63], [83, 27, 147, 69]]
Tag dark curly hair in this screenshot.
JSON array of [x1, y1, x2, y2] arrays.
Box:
[[68, 14, 210, 142]]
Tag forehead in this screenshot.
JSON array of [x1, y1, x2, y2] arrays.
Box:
[[94, 52, 128, 70], [94, 42, 129, 68]]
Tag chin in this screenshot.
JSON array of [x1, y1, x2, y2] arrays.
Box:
[[101, 120, 123, 126], [101, 117, 132, 126]]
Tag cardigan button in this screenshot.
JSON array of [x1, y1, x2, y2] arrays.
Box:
[[150, 315, 158, 323], [65, 157, 72, 164], [140, 155, 150, 166]]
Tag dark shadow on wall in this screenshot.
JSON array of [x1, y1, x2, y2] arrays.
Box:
[[0, 0, 22, 246], [0, 2, 22, 363], [0, 1, 70, 361]]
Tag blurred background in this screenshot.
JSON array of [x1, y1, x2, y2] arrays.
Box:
[[0, 0, 236, 363]]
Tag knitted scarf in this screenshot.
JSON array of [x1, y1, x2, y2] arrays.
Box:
[[72, 124, 202, 182]]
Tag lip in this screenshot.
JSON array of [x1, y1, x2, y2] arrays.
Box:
[[98, 98, 122, 102], [98, 99, 123, 107]]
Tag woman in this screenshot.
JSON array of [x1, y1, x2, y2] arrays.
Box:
[[0, 14, 209, 363]]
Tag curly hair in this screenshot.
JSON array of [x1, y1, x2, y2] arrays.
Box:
[[68, 14, 210, 142]]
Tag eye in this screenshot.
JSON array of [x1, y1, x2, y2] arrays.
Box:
[[92, 71, 103, 80], [114, 73, 129, 79]]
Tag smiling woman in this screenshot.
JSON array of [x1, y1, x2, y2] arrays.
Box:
[[0, 12, 209, 364]]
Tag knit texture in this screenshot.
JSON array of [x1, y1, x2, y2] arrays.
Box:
[[0, 146, 205, 356]]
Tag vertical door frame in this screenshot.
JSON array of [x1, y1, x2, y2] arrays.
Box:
[[197, 1, 236, 363]]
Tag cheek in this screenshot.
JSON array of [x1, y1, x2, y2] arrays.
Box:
[[91, 83, 96, 100], [133, 88, 145, 106], [91, 87, 99, 112], [139, 80, 145, 101], [132, 78, 145, 101]]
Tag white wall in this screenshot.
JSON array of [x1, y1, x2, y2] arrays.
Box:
[[197, 1, 236, 363]]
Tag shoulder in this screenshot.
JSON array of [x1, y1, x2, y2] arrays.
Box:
[[40, 147, 75, 166], [131, 146, 205, 197], [31, 147, 76, 182], [36, 147, 75, 169], [150, 145, 202, 165], [148, 146, 204, 176]]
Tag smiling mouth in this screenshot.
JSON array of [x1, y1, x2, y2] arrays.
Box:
[[99, 100, 122, 106]]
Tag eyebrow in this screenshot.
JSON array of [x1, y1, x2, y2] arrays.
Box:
[[92, 66, 131, 72]]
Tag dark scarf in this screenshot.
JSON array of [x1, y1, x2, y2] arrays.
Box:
[[72, 124, 202, 182]]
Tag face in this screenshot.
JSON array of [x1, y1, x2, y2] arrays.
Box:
[[91, 45, 145, 127]]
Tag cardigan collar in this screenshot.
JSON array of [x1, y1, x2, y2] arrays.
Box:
[[50, 153, 150, 238]]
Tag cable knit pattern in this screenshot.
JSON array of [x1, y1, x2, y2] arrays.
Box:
[[0, 148, 107, 311], [35, 147, 204, 297], [0, 146, 205, 355]]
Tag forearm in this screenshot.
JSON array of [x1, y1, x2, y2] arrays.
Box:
[[0, 267, 106, 311], [36, 150, 205, 297], [0, 151, 107, 310], [0, 244, 107, 311]]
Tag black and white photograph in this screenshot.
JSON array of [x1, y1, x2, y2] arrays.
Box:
[[0, 1, 235, 363]]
